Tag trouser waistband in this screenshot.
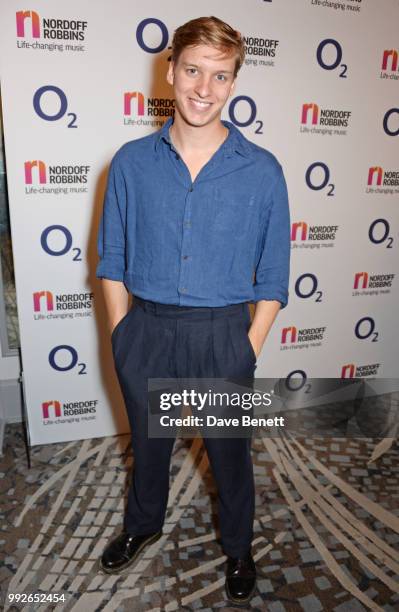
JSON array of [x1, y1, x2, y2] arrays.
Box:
[[134, 296, 248, 319]]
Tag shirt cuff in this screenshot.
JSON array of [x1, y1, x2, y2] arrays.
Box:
[[252, 284, 288, 309], [96, 259, 125, 282]]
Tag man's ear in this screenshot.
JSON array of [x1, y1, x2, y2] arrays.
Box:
[[229, 78, 236, 97], [166, 61, 175, 86]]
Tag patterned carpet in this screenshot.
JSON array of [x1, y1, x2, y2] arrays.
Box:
[[1, 424, 398, 611]]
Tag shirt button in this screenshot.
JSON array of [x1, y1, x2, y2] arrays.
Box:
[[184, 221, 191, 228], [182, 255, 188, 260], [180, 287, 187, 293], [189, 186, 193, 192]]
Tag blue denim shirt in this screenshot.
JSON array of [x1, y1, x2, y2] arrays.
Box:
[[96, 117, 290, 308]]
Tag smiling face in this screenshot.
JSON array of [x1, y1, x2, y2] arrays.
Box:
[[166, 44, 237, 129]]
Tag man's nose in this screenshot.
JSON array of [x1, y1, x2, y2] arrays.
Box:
[[194, 74, 211, 98]]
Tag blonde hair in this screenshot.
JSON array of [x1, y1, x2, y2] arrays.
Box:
[[171, 16, 245, 77]]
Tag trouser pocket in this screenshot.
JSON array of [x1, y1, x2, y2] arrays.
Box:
[[111, 309, 130, 344], [239, 319, 257, 365], [227, 309, 257, 370], [241, 305, 257, 365], [111, 305, 138, 361], [243, 324, 257, 364]]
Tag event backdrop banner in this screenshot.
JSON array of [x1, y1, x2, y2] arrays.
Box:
[[0, 0, 398, 444]]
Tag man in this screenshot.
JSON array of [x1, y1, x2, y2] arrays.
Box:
[[96, 16, 290, 606]]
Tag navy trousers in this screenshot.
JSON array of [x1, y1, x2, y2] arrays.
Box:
[[111, 296, 257, 558]]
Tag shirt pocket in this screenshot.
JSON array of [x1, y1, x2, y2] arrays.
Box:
[[212, 186, 256, 237]]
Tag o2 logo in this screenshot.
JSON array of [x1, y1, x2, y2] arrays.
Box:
[[306, 162, 335, 196], [295, 273, 323, 302], [136, 18, 170, 56], [49, 345, 87, 375], [33, 85, 77, 128], [383, 108, 399, 136], [228, 96, 263, 134], [285, 370, 310, 393], [368, 218, 393, 248], [355, 317, 378, 343], [40, 225, 82, 260], [316, 39, 347, 78]]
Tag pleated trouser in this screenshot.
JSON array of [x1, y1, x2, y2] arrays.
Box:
[[111, 296, 257, 558]]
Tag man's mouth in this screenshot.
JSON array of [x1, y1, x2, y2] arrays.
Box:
[[188, 98, 212, 109]]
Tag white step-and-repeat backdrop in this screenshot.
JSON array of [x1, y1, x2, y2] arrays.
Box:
[[1, 0, 398, 444]]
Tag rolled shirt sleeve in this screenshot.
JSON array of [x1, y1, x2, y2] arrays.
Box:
[[96, 153, 127, 282], [253, 166, 291, 308]]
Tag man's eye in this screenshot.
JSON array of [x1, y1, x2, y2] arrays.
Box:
[[187, 68, 197, 75], [216, 74, 226, 81]]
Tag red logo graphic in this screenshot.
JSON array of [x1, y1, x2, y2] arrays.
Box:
[[42, 400, 62, 419], [301, 103, 319, 125], [25, 160, 47, 184], [33, 291, 54, 312], [382, 49, 398, 72], [124, 92, 145, 116], [281, 326, 297, 344], [341, 364, 355, 379], [354, 272, 369, 289], [367, 166, 383, 186], [16, 10, 40, 38], [291, 222, 308, 241]]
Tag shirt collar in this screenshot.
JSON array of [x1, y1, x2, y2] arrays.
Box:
[[221, 120, 252, 158], [154, 117, 174, 152], [154, 117, 252, 159]]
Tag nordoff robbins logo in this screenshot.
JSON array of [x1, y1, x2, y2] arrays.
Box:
[[380, 49, 399, 81], [24, 160, 90, 195], [300, 102, 351, 136], [291, 221, 339, 250], [123, 91, 175, 127], [352, 272, 394, 297], [16, 10, 87, 40], [16, 10, 87, 52], [301, 103, 351, 126], [366, 166, 399, 194], [354, 272, 394, 289], [341, 363, 380, 378], [33, 290, 93, 320], [280, 325, 326, 350], [42, 399, 98, 423], [242, 35, 279, 68]]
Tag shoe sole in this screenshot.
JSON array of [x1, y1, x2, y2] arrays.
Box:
[[225, 581, 256, 606], [99, 531, 163, 574]]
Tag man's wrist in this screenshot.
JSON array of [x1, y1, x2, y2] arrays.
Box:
[[248, 329, 264, 358], [110, 311, 128, 334]]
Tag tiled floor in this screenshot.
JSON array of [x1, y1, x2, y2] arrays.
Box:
[[1, 424, 398, 611]]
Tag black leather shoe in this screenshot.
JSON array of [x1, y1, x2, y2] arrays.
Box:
[[100, 530, 162, 573], [225, 552, 257, 605]]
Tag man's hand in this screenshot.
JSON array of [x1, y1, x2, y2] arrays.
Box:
[[248, 300, 281, 358], [100, 279, 129, 334]]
